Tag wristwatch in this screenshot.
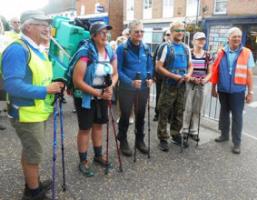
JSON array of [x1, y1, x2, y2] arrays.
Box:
[[248, 90, 254, 95]]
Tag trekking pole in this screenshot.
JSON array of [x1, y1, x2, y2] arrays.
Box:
[[51, 95, 59, 200], [134, 72, 141, 163], [196, 79, 204, 147], [108, 101, 123, 172], [146, 72, 151, 159], [181, 81, 195, 153], [105, 109, 110, 175], [58, 90, 66, 191]]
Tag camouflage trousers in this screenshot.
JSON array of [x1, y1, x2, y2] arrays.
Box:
[[157, 83, 186, 140]]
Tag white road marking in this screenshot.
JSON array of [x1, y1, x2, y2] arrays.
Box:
[[243, 131, 257, 141]]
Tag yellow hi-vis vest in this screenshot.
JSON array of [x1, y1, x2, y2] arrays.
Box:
[[18, 42, 54, 122]]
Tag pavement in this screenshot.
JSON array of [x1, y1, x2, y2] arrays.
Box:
[[1, 97, 257, 200]]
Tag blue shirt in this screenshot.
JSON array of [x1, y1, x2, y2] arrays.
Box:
[[2, 36, 47, 100], [226, 45, 255, 75]]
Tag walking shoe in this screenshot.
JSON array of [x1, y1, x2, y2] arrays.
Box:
[[94, 156, 113, 169], [136, 140, 148, 154], [214, 135, 229, 143], [22, 187, 51, 200], [159, 140, 169, 152], [171, 134, 189, 148], [78, 162, 95, 177], [189, 133, 200, 142], [232, 145, 241, 154], [119, 139, 133, 156]]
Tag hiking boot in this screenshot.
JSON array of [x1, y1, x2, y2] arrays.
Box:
[[172, 134, 189, 148], [189, 133, 200, 142], [232, 144, 241, 154], [159, 140, 169, 152], [78, 162, 95, 177], [22, 187, 51, 200], [39, 179, 52, 191], [214, 135, 229, 143], [119, 139, 133, 156], [94, 156, 113, 169], [136, 140, 148, 154]]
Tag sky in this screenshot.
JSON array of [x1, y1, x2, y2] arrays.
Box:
[[0, 0, 49, 20]]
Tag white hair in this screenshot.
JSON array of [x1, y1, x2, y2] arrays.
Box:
[[20, 19, 38, 33], [170, 21, 185, 32], [0, 20, 4, 34], [128, 19, 143, 33], [227, 27, 242, 38]]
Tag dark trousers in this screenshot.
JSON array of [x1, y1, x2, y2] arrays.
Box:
[[154, 78, 162, 118], [118, 88, 148, 141], [219, 92, 245, 145]]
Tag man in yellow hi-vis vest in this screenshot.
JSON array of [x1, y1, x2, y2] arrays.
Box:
[[2, 10, 64, 200]]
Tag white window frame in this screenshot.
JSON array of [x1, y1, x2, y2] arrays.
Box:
[[163, 0, 174, 18], [143, 0, 152, 19], [186, 0, 199, 17], [126, 0, 134, 21], [214, 0, 228, 15]]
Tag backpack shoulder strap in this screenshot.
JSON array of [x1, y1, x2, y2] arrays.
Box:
[[164, 42, 175, 69]]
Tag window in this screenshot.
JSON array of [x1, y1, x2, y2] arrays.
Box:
[[143, 28, 153, 43], [186, 0, 199, 17], [163, 0, 174, 18], [143, 0, 152, 19], [214, 0, 228, 14], [126, 0, 134, 21]]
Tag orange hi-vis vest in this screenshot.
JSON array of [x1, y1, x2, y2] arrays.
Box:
[[211, 47, 251, 85]]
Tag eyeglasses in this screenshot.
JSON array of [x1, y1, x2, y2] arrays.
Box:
[[174, 29, 185, 33], [166, 33, 171, 36], [134, 30, 144, 34], [30, 23, 50, 29]]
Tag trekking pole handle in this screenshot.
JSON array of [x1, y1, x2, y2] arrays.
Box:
[[135, 72, 141, 80], [146, 72, 151, 80]]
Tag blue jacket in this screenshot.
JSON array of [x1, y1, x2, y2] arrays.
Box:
[[2, 39, 48, 119], [218, 45, 247, 93], [116, 39, 153, 91], [68, 39, 114, 108]]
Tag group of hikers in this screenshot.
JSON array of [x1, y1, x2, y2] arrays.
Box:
[[0, 9, 255, 200]]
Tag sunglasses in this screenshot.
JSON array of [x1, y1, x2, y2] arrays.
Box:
[[166, 33, 171, 36], [98, 31, 109, 37], [174, 29, 185, 33], [134, 30, 145, 34]]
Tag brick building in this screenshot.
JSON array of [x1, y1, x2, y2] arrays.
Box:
[[124, 0, 257, 60], [76, 0, 124, 40]]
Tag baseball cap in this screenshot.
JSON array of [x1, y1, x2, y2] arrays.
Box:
[[20, 10, 51, 24], [193, 32, 206, 40], [90, 21, 112, 36]]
